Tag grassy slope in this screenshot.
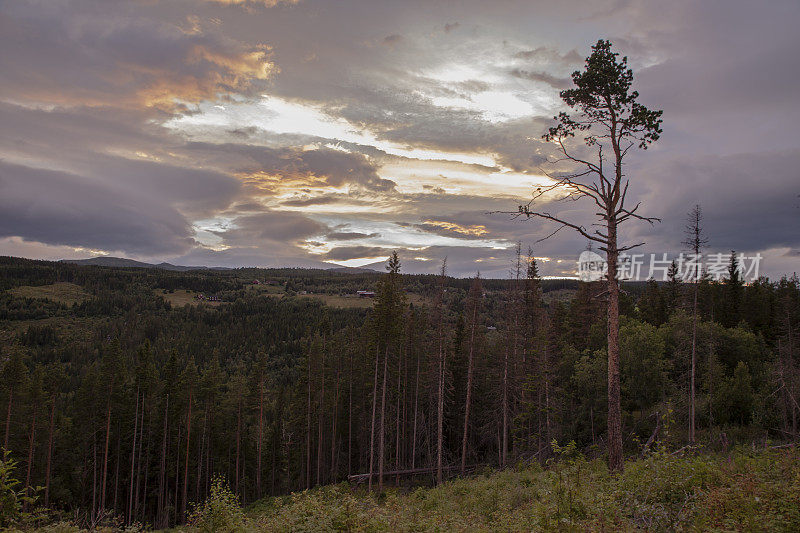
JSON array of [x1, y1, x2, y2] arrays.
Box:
[[8, 282, 88, 305], [243, 448, 800, 532]]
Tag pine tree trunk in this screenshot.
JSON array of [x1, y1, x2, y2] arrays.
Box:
[[101, 392, 112, 512], [317, 347, 325, 487], [331, 359, 340, 481], [412, 355, 420, 470], [181, 390, 192, 521], [236, 396, 242, 493], [44, 393, 56, 507], [174, 424, 180, 526], [348, 349, 353, 477], [502, 347, 508, 467], [306, 355, 312, 489], [113, 430, 121, 513], [461, 302, 478, 474], [368, 346, 379, 492], [157, 394, 168, 528], [140, 403, 152, 523], [690, 279, 698, 443], [436, 341, 445, 484], [92, 437, 97, 522], [128, 388, 139, 523], [196, 406, 206, 502], [25, 402, 37, 498], [4, 387, 13, 451], [395, 347, 402, 484], [378, 345, 389, 492], [135, 394, 145, 520], [257, 386, 263, 498], [606, 228, 623, 472]]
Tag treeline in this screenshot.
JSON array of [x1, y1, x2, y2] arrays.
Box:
[[0, 254, 798, 528]]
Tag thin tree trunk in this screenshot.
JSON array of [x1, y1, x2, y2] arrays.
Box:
[[306, 352, 312, 489], [412, 355, 420, 470], [101, 392, 112, 512], [378, 345, 389, 492], [436, 339, 445, 484], [25, 402, 37, 498], [690, 278, 698, 443], [236, 396, 242, 493], [368, 346, 379, 492], [92, 436, 97, 522], [174, 424, 180, 527], [502, 347, 508, 467], [128, 387, 139, 523], [140, 403, 152, 523], [181, 390, 192, 521], [44, 393, 56, 507], [348, 348, 353, 477], [196, 405, 206, 502], [4, 387, 13, 451], [395, 346, 402, 484], [331, 358, 340, 481], [157, 394, 168, 528], [257, 385, 263, 498], [461, 298, 478, 474], [317, 346, 325, 487], [113, 430, 121, 513], [134, 394, 145, 519]]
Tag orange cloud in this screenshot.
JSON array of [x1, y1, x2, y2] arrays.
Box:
[[139, 44, 277, 109], [422, 220, 489, 237]]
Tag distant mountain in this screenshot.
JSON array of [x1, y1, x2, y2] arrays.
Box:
[[327, 266, 381, 274], [60, 256, 380, 273], [60, 257, 229, 271]]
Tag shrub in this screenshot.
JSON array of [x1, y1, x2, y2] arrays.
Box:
[[1, 449, 42, 529], [188, 476, 247, 533]]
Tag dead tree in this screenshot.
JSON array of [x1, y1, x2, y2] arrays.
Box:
[[683, 204, 707, 444], [461, 274, 482, 474], [434, 258, 448, 484]]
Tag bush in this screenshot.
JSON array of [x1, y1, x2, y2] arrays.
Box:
[[188, 476, 247, 533], [0, 449, 42, 529]]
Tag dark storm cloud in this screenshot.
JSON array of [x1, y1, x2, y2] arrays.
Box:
[[624, 151, 800, 254], [0, 161, 194, 255], [183, 143, 396, 191], [215, 211, 326, 246]]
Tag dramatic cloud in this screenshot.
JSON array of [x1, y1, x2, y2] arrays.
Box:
[[0, 161, 195, 256], [0, 0, 797, 277], [0, 1, 276, 109]]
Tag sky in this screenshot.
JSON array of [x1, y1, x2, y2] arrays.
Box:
[[1, 0, 798, 278]]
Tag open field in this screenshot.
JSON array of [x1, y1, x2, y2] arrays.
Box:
[[7, 282, 89, 305], [302, 292, 428, 309], [155, 289, 223, 307]]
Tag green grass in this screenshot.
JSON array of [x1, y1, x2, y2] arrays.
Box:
[[15, 447, 800, 532], [241, 447, 800, 532], [7, 282, 88, 305]]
